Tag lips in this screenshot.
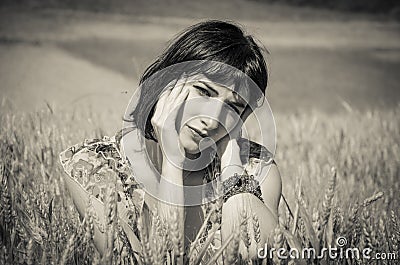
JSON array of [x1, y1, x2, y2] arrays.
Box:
[[187, 125, 208, 138]]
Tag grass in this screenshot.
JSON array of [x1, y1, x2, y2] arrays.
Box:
[[0, 98, 399, 264]]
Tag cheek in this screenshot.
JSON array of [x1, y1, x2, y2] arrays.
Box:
[[180, 106, 196, 125], [178, 127, 199, 153]]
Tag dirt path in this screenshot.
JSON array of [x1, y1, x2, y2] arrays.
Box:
[[1, 8, 399, 116], [0, 42, 133, 112]]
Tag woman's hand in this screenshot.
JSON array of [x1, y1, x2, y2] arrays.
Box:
[[151, 74, 189, 168], [216, 106, 251, 173], [216, 114, 245, 179], [216, 117, 242, 159]]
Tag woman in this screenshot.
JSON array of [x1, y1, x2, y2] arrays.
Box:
[[60, 20, 281, 263]]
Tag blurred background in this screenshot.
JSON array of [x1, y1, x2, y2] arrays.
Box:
[[0, 0, 399, 132]]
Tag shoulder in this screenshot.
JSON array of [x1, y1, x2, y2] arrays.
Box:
[[59, 136, 139, 201], [59, 136, 146, 253]]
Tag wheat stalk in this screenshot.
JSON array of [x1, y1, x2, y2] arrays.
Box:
[[25, 238, 34, 265], [252, 213, 261, 247], [169, 207, 184, 259], [362, 191, 384, 208], [361, 209, 373, 250], [137, 214, 153, 265], [240, 209, 251, 255], [272, 225, 283, 265], [207, 229, 236, 265], [390, 211, 399, 252], [59, 234, 75, 265], [321, 167, 337, 228], [102, 184, 117, 264]]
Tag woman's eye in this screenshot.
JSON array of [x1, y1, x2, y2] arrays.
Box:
[[193, 85, 211, 97], [228, 103, 240, 114]]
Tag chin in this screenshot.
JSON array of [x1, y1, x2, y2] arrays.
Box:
[[182, 141, 200, 155], [179, 135, 200, 154]]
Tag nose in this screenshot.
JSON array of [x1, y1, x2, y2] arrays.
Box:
[[200, 117, 219, 131], [200, 99, 224, 131]]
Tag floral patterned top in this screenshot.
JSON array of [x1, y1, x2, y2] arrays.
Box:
[[59, 134, 274, 261]]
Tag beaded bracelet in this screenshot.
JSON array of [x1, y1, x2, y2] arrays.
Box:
[[222, 173, 264, 203]]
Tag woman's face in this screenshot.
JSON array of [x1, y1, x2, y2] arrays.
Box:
[[176, 74, 250, 154]]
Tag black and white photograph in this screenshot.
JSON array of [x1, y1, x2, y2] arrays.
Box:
[[0, 0, 399, 264]]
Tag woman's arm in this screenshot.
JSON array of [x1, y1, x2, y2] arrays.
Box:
[[258, 162, 282, 213], [60, 138, 144, 259], [63, 175, 107, 254], [63, 172, 143, 258], [219, 139, 282, 260], [158, 159, 185, 252]]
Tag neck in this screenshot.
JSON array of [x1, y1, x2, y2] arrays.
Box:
[[183, 168, 205, 185]]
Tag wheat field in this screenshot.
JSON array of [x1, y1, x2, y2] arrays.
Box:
[[0, 97, 399, 264]]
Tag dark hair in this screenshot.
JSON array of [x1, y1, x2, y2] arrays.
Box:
[[129, 20, 269, 142]]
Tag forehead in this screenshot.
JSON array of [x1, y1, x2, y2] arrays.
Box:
[[187, 73, 250, 102]]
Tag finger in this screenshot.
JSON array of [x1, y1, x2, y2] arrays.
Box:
[[156, 74, 188, 130], [168, 73, 188, 102], [160, 83, 189, 134], [163, 74, 188, 118], [174, 83, 190, 106], [152, 89, 170, 123], [164, 85, 189, 127]]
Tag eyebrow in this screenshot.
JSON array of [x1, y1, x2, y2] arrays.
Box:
[[199, 81, 246, 109]]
